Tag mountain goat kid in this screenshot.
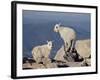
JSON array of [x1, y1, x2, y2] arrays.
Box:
[[32, 41, 53, 64], [54, 23, 76, 53], [75, 39, 91, 66]]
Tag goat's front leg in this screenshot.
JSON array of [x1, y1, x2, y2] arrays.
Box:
[[69, 39, 76, 53], [64, 41, 75, 62]]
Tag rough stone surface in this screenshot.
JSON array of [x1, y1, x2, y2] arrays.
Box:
[[75, 39, 91, 58], [45, 63, 57, 68], [54, 46, 67, 62], [31, 63, 45, 69]]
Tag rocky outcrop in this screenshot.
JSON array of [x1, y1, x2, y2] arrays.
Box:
[[75, 39, 91, 58], [54, 46, 66, 62], [23, 39, 91, 70]]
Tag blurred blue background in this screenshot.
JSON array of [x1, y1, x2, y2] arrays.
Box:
[[23, 10, 90, 58]]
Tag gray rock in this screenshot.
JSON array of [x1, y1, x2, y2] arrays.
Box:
[[45, 63, 57, 68], [22, 62, 32, 69], [54, 46, 74, 62], [31, 63, 45, 69], [75, 39, 91, 58], [86, 58, 91, 66], [54, 46, 67, 62]]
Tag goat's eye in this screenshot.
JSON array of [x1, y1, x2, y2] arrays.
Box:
[[56, 26, 58, 28]]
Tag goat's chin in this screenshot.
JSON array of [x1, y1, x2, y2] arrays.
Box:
[[47, 47, 52, 50], [54, 29, 58, 32]]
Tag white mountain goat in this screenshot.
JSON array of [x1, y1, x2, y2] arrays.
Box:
[[32, 41, 53, 63], [75, 39, 91, 65], [54, 23, 76, 53]]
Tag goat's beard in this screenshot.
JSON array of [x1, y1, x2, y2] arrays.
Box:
[[54, 28, 59, 32]]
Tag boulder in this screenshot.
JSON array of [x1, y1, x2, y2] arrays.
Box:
[[31, 63, 45, 69], [75, 39, 91, 58], [45, 63, 57, 68], [54, 46, 67, 62]]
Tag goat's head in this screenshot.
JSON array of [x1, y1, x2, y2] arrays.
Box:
[[46, 41, 53, 49], [54, 23, 61, 32]]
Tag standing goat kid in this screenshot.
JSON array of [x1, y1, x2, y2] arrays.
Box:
[[32, 41, 53, 64], [54, 23, 76, 53]]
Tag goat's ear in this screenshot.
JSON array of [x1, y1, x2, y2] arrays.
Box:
[[46, 40, 49, 43], [52, 40, 54, 43], [58, 23, 61, 26]]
